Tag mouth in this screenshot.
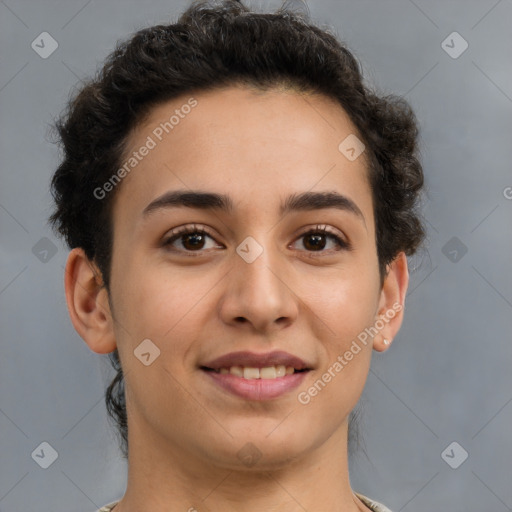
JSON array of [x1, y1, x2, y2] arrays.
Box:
[[200, 351, 312, 400]]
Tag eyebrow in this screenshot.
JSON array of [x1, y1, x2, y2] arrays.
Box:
[[142, 189, 366, 227]]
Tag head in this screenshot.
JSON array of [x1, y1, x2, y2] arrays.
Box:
[[49, 0, 425, 464]]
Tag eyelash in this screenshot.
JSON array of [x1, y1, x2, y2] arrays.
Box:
[[162, 224, 350, 257]]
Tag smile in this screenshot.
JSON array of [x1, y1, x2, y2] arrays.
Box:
[[200, 350, 312, 400]]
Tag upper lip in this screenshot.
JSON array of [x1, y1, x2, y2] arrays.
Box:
[[202, 350, 310, 370]]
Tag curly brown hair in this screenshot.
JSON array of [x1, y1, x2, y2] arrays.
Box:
[[49, 0, 425, 459]]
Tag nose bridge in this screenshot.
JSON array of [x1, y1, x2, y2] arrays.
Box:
[[220, 230, 297, 330], [235, 231, 283, 296]]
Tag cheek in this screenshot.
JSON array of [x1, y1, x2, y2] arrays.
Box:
[[301, 264, 380, 345], [111, 261, 214, 361], [296, 279, 376, 423], [295, 265, 378, 412], [112, 268, 207, 422]]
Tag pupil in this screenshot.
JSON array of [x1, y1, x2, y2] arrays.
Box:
[[306, 234, 325, 251], [184, 233, 204, 249]]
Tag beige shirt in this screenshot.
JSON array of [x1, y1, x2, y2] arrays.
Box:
[[98, 492, 394, 511]]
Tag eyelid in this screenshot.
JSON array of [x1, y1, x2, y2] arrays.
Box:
[[164, 223, 215, 240], [295, 224, 348, 243]]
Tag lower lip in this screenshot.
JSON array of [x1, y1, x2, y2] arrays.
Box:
[[202, 369, 309, 401]]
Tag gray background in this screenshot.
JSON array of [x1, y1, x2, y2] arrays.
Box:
[[1, 0, 511, 511]]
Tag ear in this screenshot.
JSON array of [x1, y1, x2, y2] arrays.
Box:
[[64, 248, 117, 354], [373, 251, 409, 352]]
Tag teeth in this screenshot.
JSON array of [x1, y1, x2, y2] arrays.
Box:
[[243, 367, 260, 379], [260, 366, 276, 379], [218, 365, 295, 379], [275, 365, 286, 377], [230, 366, 244, 377]]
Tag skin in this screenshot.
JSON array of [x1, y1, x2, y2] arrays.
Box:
[[65, 85, 409, 512]]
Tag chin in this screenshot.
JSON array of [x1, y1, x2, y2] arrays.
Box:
[[206, 428, 313, 471]]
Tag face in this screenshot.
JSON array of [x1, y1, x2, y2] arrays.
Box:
[[106, 85, 387, 470]]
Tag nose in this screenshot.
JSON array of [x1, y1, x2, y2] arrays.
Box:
[[218, 240, 298, 333]]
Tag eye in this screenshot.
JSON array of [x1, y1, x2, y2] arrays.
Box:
[[162, 224, 220, 256], [291, 225, 350, 255]]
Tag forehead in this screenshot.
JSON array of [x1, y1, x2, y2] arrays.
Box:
[[113, 85, 373, 226]]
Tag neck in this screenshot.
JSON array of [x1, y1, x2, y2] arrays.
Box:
[[113, 418, 369, 512]]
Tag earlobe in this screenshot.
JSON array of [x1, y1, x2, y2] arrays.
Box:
[[64, 248, 117, 354], [373, 251, 409, 353]]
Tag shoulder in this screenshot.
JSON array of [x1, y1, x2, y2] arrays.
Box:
[[97, 496, 392, 512], [355, 492, 394, 512], [97, 502, 119, 512]]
